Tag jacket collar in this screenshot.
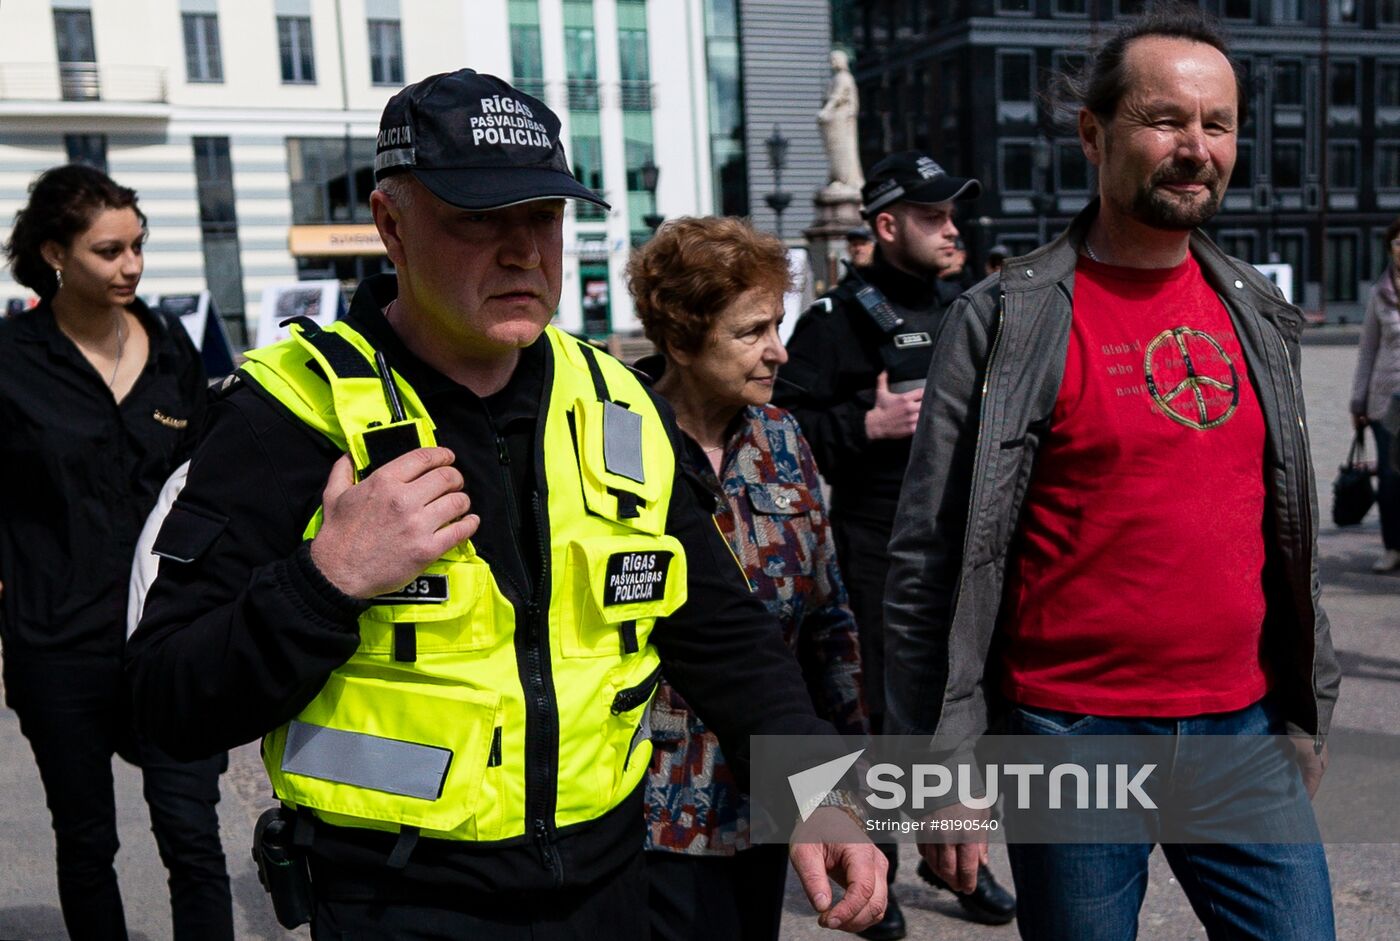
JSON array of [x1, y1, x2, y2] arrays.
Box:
[[868, 246, 943, 308], [1000, 197, 1302, 334], [12, 295, 180, 367]]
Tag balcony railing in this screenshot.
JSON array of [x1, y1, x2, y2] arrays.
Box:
[[514, 77, 547, 101], [618, 80, 653, 111], [566, 78, 599, 111], [0, 63, 168, 103]]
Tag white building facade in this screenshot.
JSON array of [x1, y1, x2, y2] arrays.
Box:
[[0, 0, 717, 338]]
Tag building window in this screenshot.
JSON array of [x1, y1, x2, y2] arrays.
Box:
[[1325, 233, 1359, 302], [704, 0, 747, 218], [1380, 62, 1400, 109], [1382, 0, 1400, 25], [1379, 143, 1400, 190], [192, 137, 247, 319], [1117, 0, 1147, 14], [1220, 0, 1254, 19], [1054, 0, 1089, 15], [570, 134, 605, 220], [511, 25, 544, 98], [998, 51, 1033, 105], [65, 134, 107, 171], [1328, 0, 1359, 24], [278, 16, 316, 84], [53, 9, 98, 100], [1273, 59, 1303, 107], [1273, 141, 1303, 188], [368, 19, 403, 86], [1000, 141, 1034, 193], [1272, 0, 1302, 21], [1218, 231, 1257, 262], [565, 26, 598, 109], [996, 0, 1031, 14], [1056, 140, 1089, 192], [618, 29, 651, 109], [287, 138, 376, 224], [1230, 139, 1253, 190], [1272, 231, 1306, 282], [182, 13, 223, 83], [1329, 62, 1358, 108], [1328, 143, 1359, 190]]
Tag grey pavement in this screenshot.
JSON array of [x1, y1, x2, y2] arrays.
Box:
[[1, 337, 1395, 940]]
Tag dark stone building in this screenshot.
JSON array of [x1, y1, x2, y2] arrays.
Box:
[[837, 0, 1400, 321]]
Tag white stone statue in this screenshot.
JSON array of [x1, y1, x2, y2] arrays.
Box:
[[818, 50, 864, 200]]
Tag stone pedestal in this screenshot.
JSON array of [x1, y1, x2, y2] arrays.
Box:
[[803, 188, 864, 294]]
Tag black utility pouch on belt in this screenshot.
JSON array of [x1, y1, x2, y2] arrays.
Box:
[[253, 807, 313, 929]]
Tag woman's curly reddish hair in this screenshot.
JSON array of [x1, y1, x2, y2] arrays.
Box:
[[626, 216, 791, 357]]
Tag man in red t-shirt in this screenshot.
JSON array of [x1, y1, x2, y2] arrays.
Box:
[[883, 7, 1339, 941]]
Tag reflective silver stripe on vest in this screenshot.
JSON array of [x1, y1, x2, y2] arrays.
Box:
[[602, 401, 645, 484], [281, 720, 452, 800]]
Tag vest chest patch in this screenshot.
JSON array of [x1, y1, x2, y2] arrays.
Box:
[[604, 551, 673, 605], [369, 574, 449, 605]]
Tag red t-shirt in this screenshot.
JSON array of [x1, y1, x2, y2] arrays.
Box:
[[999, 253, 1269, 717]]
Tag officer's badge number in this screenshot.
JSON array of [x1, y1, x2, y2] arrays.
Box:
[[370, 574, 449, 605]]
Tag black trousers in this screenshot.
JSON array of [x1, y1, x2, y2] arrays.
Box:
[[645, 844, 790, 941], [3, 648, 232, 941], [309, 850, 649, 940]]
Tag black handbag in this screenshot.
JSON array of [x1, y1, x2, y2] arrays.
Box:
[[1332, 429, 1376, 527]]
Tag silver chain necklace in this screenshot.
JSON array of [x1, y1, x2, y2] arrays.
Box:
[[106, 314, 127, 388], [1083, 240, 1101, 263]]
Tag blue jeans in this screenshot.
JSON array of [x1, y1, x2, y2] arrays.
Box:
[[1373, 423, 1400, 550], [1003, 700, 1335, 941]]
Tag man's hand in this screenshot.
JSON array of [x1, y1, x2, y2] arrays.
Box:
[[1353, 413, 1369, 431], [919, 838, 988, 896], [1291, 737, 1329, 800], [309, 448, 480, 599], [789, 807, 888, 932], [864, 371, 924, 440]]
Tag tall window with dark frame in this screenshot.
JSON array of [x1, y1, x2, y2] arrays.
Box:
[[1379, 62, 1400, 109], [1325, 233, 1359, 302], [1329, 62, 1358, 110], [65, 134, 107, 172], [1001, 142, 1034, 193], [368, 19, 403, 86], [1327, 143, 1359, 190], [1382, 0, 1400, 25], [278, 15, 316, 83], [183, 13, 223, 82], [1273, 141, 1303, 188], [53, 9, 98, 101], [192, 137, 247, 323], [1273, 60, 1303, 106], [998, 52, 1033, 106], [1220, 0, 1253, 20]]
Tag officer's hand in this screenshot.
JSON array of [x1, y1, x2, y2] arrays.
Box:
[[865, 371, 924, 441], [920, 836, 988, 896], [789, 807, 888, 932], [309, 449, 480, 599]]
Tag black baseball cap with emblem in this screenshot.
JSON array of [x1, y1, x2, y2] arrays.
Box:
[[861, 151, 981, 217], [374, 69, 610, 212]]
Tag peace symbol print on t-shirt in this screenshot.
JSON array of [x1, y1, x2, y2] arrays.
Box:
[[1141, 326, 1240, 430]]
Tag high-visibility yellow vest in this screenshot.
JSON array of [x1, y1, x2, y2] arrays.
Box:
[[240, 319, 686, 845]]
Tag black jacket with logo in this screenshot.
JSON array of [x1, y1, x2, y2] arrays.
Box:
[[0, 299, 206, 654], [775, 249, 960, 522], [125, 274, 833, 898]]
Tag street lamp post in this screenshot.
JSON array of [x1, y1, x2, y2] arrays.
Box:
[[763, 124, 793, 240], [640, 156, 663, 234]]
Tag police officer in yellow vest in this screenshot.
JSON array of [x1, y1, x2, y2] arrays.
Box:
[[126, 70, 886, 938]]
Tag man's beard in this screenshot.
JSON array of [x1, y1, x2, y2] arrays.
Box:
[[1130, 160, 1224, 230]]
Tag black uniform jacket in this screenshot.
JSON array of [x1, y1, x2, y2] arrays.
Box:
[[125, 274, 832, 897], [0, 299, 206, 655], [774, 249, 958, 522]]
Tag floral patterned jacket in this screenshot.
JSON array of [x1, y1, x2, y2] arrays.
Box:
[[644, 403, 867, 855]]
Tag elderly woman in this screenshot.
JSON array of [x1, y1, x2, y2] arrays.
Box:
[[627, 217, 867, 941]]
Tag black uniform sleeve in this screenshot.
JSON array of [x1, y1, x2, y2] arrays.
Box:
[[648, 442, 835, 791], [772, 306, 873, 486], [125, 387, 365, 760]]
